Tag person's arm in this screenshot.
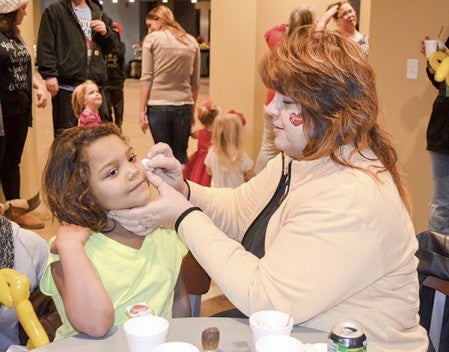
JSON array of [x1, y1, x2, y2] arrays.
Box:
[[139, 36, 155, 133], [36, 9, 58, 80], [51, 225, 114, 337], [172, 271, 191, 318], [316, 4, 338, 31], [190, 42, 201, 110], [32, 75, 47, 109]]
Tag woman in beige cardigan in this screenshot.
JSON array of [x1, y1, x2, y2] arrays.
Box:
[[111, 27, 428, 351]]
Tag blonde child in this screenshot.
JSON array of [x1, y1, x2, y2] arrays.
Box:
[[205, 112, 254, 188], [40, 124, 189, 340], [71, 80, 103, 127], [183, 100, 220, 187]]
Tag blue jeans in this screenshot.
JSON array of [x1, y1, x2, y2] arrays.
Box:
[[429, 151, 449, 234], [147, 104, 193, 164]]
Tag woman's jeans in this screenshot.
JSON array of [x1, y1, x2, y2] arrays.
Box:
[[147, 104, 193, 164], [429, 151, 449, 234]]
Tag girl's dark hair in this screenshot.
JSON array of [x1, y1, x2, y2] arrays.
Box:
[[42, 124, 127, 231]]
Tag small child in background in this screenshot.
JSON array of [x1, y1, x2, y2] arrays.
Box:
[[205, 111, 254, 188], [71, 80, 103, 127], [183, 100, 220, 186], [40, 124, 189, 340]]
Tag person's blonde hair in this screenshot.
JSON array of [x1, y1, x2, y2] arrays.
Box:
[[259, 26, 411, 213], [145, 5, 193, 46], [71, 80, 97, 118], [211, 113, 246, 172]]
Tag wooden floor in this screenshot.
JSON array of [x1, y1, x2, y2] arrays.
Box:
[[32, 76, 233, 316]]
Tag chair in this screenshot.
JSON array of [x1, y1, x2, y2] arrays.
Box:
[[180, 251, 211, 317], [416, 231, 449, 352], [0, 268, 50, 350]]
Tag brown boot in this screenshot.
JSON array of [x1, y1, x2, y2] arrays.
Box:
[[4, 199, 45, 229]]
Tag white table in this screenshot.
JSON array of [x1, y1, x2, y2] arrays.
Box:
[[33, 317, 327, 351]]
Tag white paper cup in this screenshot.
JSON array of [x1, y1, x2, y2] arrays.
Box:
[[249, 310, 293, 345], [153, 342, 200, 352], [255, 335, 305, 352], [425, 39, 438, 58], [123, 316, 169, 352]]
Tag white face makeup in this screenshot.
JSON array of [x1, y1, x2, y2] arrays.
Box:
[[265, 92, 308, 158], [87, 135, 152, 211]]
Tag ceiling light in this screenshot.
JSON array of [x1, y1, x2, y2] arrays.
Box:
[[191, 0, 197, 3]]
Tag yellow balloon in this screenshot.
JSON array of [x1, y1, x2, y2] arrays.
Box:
[[435, 56, 449, 82], [0, 268, 50, 349], [428, 51, 448, 72]]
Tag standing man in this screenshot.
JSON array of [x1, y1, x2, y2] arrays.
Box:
[[37, 0, 118, 137]]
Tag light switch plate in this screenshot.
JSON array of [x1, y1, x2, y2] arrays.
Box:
[[406, 59, 419, 80]]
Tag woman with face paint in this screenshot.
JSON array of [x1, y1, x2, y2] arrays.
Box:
[[110, 27, 428, 351]]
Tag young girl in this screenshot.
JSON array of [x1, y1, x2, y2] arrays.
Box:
[[183, 100, 220, 186], [40, 124, 189, 340], [205, 112, 254, 188], [71, 80, 103, 127]]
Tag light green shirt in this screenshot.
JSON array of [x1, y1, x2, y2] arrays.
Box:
[[40, 227, 187, 340]]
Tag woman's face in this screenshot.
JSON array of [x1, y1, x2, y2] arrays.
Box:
[[87, 135, 152, 211], [15, 3, 27, 26], [84, 83, 102, 111], [146, 18, 162, 34], [265, 92, 308, 158], [336, 3, 357, 29]]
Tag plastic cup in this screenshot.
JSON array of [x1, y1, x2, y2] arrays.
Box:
[[123, 315, 169, 352], [153, 342, 200, 352], [425, 39, 438, 58], [255, 335, 305, 352], [249, 310, 293, 345]]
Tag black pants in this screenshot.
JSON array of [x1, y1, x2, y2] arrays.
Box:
[[0, 117, 28, 200], [52, 87, 110, 138], [104, 85, 124, 126]]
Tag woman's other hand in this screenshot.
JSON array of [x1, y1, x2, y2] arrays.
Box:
[[420, 35, 431, 56], [139, 110, 148, 133], [144, 143, 188, 194]]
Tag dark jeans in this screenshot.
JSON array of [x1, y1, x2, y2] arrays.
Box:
[[0, 117, 28, 200], [104, 85, 124, 126], [52, 88, 110, 138], [147, 104, 193, 164]]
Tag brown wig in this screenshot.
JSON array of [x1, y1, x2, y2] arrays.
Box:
[[0, 11, 19, 39], [42, 124, 127, 231], [259, 26, 411, 213]]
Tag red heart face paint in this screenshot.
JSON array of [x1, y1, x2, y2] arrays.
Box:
[[289, 112, 303, 127]]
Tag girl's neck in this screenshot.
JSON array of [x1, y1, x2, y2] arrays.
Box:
[[84, 107, 99, 115], [104, 221, 145, 249]]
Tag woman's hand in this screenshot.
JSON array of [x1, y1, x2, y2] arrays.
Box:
[[109, 173, 193, 233], [420, 35, 431, 56], [144, 143, 189, 194], [139, 110, 148, 133]]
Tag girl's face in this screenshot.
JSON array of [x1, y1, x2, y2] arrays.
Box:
[[265, 92, 308, 158], [146, 18, 162, 34], [87, 135, 152, 211], [16, 3, 27, 26], [84, 83, 102, 111], [336, 3, 357, 29]]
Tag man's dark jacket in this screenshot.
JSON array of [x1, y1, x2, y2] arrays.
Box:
[[37, 0, 118, 87]]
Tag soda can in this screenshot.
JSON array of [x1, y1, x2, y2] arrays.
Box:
[[327, 321, 367, 352]]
